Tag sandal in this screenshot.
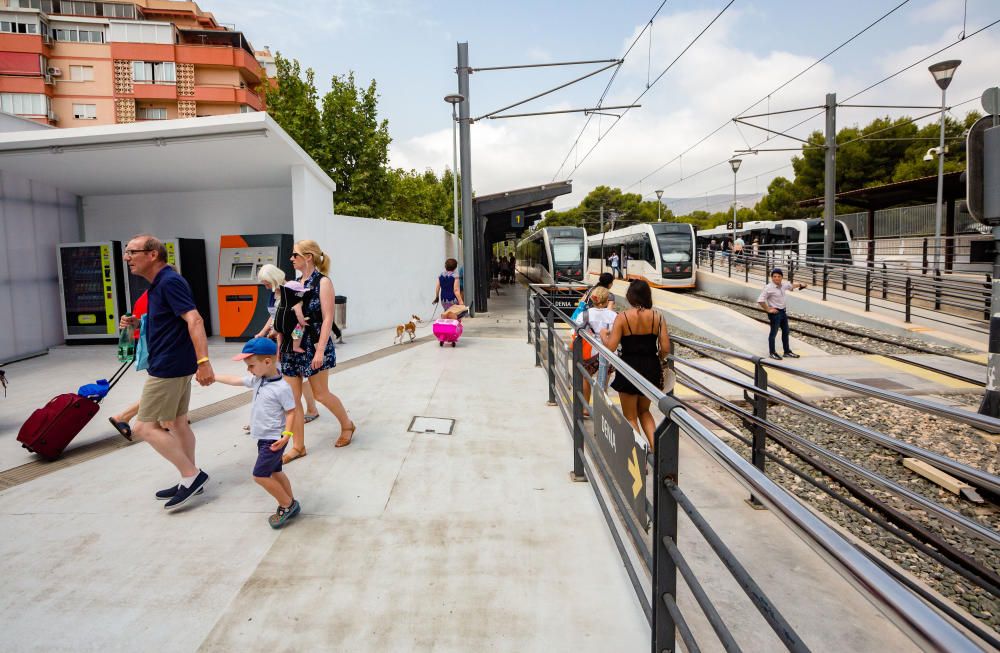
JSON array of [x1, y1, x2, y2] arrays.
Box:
[[304, 413, 319, 424], [108, 417, 132, 441], [335, 422, 357, 448], [282, 447, 307, 464]]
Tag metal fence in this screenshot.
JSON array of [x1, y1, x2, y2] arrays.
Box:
[[838, 203, 991, 240], [525, 284, 986, 652], [697, 248, 991, 334]]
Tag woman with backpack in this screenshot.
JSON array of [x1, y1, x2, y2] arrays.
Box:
[[278, 240, 356, 463]]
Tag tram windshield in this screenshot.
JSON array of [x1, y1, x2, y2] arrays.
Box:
[[551, 238, 584, 264], [657, 233, 692, 264]]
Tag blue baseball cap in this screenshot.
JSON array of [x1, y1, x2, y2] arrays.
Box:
[[771, 268, 784, 277], [232, 337, 277, 360]]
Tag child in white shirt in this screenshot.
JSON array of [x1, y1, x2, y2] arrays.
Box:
[[576, 286, 617, 405]]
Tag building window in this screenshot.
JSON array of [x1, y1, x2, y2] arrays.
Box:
[[0, 93, 48, 116], [101, 3, 135, 19], [60, 1, 98, 16], [52, 27, 104, 42], [72, 103, 96, 119], [69, 64, 94, 81], [138, 107, 166, 120], [133, 60, 174, 84], [0, 21, 39, 34], [17, 0, 55, 11], [109, 21, 172, 44], [239, 104, 255, 113]]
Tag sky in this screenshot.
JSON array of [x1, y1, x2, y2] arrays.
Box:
[[205, 0, 999, 211]]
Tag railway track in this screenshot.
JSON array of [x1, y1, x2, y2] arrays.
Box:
[[693, 292, 985, 387]]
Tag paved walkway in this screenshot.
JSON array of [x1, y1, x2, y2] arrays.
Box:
[[0, 291, 647, 652]]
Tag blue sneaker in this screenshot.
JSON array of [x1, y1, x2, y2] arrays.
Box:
[[164, 470, 209, 509], [155, 484, 203, 500], [268, 499, 301, 529]]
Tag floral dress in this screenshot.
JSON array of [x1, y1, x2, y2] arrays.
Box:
[[280, 269, 337, 378]]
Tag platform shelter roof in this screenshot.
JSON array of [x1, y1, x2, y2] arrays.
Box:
[[798, 171, 964, 210]]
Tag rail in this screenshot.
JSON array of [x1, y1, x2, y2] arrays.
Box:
[[696, 247, 991, 333], [525, 283, 984, 652]]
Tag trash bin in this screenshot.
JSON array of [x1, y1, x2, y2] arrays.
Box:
[[334, 295, 347, 330]]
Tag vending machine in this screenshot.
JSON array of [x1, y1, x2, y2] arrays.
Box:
[[124, 238, 213, 336], [57, 241, 128, 344], [217, 234, 294, 341]]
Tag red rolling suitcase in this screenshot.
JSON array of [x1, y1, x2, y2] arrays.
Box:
[[16, 360, 131, 461]]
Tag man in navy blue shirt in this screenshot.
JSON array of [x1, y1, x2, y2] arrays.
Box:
[[121, 235, 214, 509]]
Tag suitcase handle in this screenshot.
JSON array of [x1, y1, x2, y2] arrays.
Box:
[[96, 360, 133, 405]]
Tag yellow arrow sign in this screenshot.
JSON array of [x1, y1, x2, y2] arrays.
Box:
[[627, 446, 642, 499]]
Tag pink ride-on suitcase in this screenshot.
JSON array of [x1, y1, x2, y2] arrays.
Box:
[[432, 319, 463, 347]]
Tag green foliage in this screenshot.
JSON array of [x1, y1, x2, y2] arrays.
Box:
[[383, 167, 459, 232], [534, 185, 667, 231]]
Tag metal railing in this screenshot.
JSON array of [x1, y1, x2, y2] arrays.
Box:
[[697, 247, 991, 332], [525, 284, 984, 652], [838, 203, 990, 240]]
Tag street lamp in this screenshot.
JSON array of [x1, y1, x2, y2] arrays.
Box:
[[928, 59, 960, 272], [444, 93, 465, 264], [728, 157, 742, 247], [655, 189, 664, 222]]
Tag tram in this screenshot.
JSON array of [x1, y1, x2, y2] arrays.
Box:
[[587, 222, 696, 289], [516, 226, 588, 284], [696, 219, 853, 264]]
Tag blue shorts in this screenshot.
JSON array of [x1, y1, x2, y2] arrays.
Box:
[[253, 439, 286, 478]]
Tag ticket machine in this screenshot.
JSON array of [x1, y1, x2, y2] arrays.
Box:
[[57, 241, 128, 344], [124, 238, 212, 336], [217, 234, 294, 341]]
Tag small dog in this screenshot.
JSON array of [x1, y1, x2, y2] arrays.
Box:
[[489, 279, 503, 296], [394, 315, 423, 344]]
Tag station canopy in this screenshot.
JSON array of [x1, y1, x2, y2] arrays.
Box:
[[798, 171, 964, 210]]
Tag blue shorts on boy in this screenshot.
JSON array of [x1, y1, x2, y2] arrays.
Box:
[[243, 374, 296, 477]]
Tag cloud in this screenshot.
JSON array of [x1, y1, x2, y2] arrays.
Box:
[[391, 5, 998, 211]]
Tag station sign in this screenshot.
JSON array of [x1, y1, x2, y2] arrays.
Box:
[[511, 210, 525, 228], [726, 221, 743, 230], [592, 386, 648, 529]]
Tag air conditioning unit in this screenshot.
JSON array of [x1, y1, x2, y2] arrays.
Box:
[[46, 67, 62, 76], [47, 110, 57, 121]]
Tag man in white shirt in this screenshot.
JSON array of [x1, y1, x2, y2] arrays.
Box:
[[757, 268, 807, 360]]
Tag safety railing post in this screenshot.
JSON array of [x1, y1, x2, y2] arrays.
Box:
[[651, 418, 679, 653], [710, 250, 715, 273], [747, 360, 769, 508], [986, 274, 992, 321], [570, 333, 586, 482], [545, 307, 556, 406], [922, 238, 928, 275], [934, 268, 942, 311], [811, 265, 816, 286], [728, 248, 732, 278], [882, 262, 888, 299], [822, 265, 828, 301], [744, 255, 749, 283], [526, 288, 532, 344], [905, 276, 912, 323], [788, 259, 794, 284], [534, 295, 542, 367], [841, 267, 847, 291], [865, 270, 872, 312]]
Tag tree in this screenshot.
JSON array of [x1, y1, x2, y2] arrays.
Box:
[[320, 72, 392, 217], [258, 56, 323, 163], [384, 167, 455, 231]]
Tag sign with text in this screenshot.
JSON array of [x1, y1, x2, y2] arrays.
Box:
[[511, 210, 525, 228], [592, 386, 648, 529], [726, 221, 743, 230]]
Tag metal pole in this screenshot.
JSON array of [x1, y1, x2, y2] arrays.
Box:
[[731, 170, 737, 253], [546, 307, 556, 406], [451, 104, 460, 263], [652, 419, 679, 653], [457, 42, 476, 317], [933, 87, 947, 272], [823, 92, 837, 264], [979, 226, 1000, 417], [571, 334, 586, 481]]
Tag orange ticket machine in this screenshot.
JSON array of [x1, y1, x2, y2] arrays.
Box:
[[217, 234, 293, 341]]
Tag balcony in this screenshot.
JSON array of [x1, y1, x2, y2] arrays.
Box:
[[0, 33, 46, 54], [0, 76, 47, 93], [175, 44, 262, 83], [131, 82, 177, 100]]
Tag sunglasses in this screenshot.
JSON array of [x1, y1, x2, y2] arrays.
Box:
[[291, 252, 311, 259], [124, 248, 152, 257]]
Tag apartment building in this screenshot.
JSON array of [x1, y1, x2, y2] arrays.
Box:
[[0, 0, 267, 127]]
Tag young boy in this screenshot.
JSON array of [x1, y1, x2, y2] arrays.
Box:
[[215, 337, 301, 529]]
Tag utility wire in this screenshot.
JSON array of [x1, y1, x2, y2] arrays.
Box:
[[552, 0, 672, 181], [627, 1, 912, 191], [558, 0, 737, 182]]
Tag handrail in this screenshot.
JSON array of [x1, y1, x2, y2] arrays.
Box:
[[525, 283, 982, 652]]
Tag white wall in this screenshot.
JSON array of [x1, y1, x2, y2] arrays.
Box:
[[82, 187, 292, 333], [0, 171, 80, 363]]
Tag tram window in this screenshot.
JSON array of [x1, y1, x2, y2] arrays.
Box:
[[539, 242, 549, 270], [659, 234, 692, 263]]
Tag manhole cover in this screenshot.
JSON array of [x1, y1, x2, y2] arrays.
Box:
[[408, 416, 455, 435], [854, 377, 911, 391]]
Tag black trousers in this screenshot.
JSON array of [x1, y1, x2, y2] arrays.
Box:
[[767, 308, 790, 354]]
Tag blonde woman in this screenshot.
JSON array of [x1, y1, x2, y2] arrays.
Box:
[[254, 264, 320, 423], [279, 240, 356, 462]]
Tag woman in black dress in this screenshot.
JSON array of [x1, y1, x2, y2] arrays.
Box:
[[603, 280, 671, 450]]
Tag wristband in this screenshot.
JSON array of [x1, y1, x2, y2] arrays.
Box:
[[197, 357, 209, 364], [281, 430, 294, 437]]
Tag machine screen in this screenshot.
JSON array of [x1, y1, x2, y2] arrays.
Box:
[[231, 263, 254, 281]]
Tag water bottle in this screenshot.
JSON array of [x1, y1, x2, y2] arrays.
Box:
[[117, 313, 136, 363]]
